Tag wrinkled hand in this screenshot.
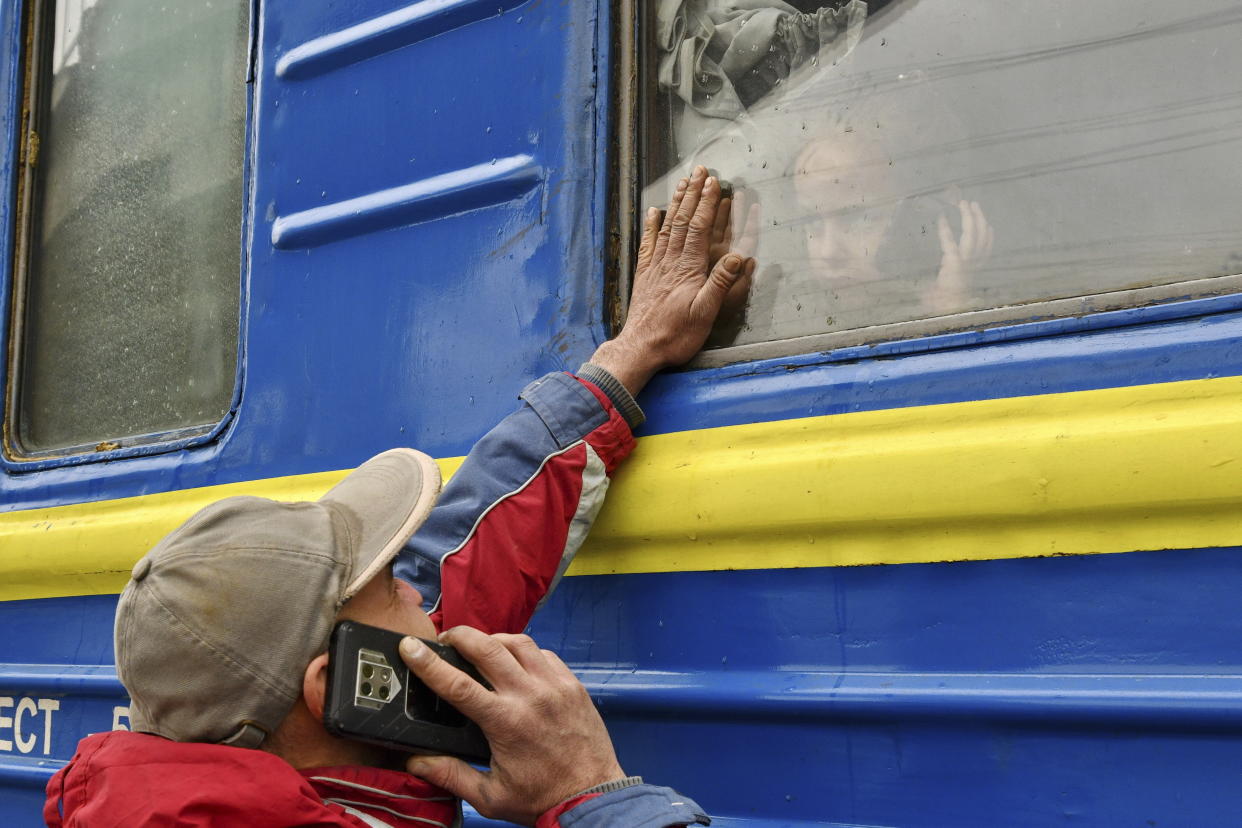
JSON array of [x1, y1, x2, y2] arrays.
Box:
[[400, 628, 624, 826], [709, 188, 761, 320], [590, 165, 756, 395], [927, 200, 993, 312]]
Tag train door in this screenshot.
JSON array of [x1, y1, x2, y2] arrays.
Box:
[[0, 0, 609, 822]]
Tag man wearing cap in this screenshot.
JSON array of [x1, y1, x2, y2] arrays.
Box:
[[45, 170, 752, 827]]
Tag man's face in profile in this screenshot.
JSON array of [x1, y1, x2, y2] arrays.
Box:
[[339, 567, 437, 640]]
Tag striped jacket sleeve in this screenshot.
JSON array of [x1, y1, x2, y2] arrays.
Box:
[[392, 370, 637, 634], [536, 785, 710, 828]]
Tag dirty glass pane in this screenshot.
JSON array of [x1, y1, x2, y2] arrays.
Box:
[[13, 0, 247, 454], [640, 1, 1242, 349]]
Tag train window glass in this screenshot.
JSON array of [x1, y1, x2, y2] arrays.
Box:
[[638, 1, 1242, 354], [6, 0, 248, 457]]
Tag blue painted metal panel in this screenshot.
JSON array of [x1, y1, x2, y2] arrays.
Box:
[[641, 300, 1242, 436], [539, 549, 1242, 826], [6, 549, 1242, 824], [0, 0, 1237, 511], [3, 0, 1242, 826], [0, 0, 610, 510]]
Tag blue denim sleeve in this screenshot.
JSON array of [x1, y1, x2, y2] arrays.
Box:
[[557, 785, 710, 828]]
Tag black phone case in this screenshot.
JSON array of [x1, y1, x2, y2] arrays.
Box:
[[323, 620, 492, 764]]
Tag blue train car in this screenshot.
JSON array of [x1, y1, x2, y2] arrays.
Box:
[[3, 0, 1242, 824]]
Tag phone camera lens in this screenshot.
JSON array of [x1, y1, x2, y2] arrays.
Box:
[[362, 665, 374, 679], [361, 682, 373, 697], [379, 685, 390, 699]]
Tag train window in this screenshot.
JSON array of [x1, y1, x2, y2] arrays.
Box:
[[637, 1, 1242, 358], [5, 0, 249, 458]]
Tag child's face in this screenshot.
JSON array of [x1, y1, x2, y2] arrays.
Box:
[[793, 135, 895, 276]]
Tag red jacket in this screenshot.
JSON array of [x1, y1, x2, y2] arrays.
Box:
[[46, 730, 708, 828], [45, 731, 457, 828], [44, 373, 707, 827]]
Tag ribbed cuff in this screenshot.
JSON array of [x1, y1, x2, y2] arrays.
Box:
[[574, 775, 644, 797], [576, 363, 645, 430], [546, 784, 711, 827]]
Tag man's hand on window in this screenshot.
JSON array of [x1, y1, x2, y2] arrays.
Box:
[[590, 165, 758, 396]]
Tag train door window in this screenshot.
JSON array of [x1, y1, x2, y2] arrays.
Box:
[[635, 1, 1242, 361], [4, 0, 249, 459]]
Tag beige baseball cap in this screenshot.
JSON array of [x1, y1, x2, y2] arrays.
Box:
[[114, 448, 441, 748]]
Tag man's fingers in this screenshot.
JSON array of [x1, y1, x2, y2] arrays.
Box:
[[652, 177, 689, 263], [437, 627, 530, 691], [725, 268, 752, 312], [406, 755, 488, 805], [537, 648, 604, 705], [493, 633, 554, 678], [682, 175, 721, 260], [537, 647, 580, 682], [690, 252, 745, 322], [399, 636, 497, 724], [634, 206, 660, 274], [666, 166, 707, 258]]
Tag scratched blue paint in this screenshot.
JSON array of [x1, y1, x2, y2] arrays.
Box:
[[275, 0, 532, 80], [1, 0, 1240, 505], [3, 0, 1242, 825], [271, 153, 543, 249], [0, 0, 27, 470], [639, 300, 1242, 436], [0, 0, 259, 476], [540, 549, 1242, 826], [6, 549, 1242, 824], [0, 0, 609, 509]]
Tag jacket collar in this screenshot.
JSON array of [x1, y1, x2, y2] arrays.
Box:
[[302, 765, 458, 827]]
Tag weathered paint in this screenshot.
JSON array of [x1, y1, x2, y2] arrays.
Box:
[[8, 547, 1242, 825], [3, 373, 1242, 601], [0, 458, 457, 602], [3, 0, 1242, 825]]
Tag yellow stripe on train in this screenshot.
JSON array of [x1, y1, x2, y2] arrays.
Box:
[[3, 375, 1242, 602]]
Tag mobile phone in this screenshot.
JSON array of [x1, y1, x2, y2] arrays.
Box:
[[323, 620, 492, 764]]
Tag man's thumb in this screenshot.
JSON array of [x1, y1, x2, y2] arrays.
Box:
[[702, 253, 745, 304], [407, 754, 485, 802]]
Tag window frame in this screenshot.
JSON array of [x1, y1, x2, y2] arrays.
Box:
[[615, 1, 1242, 370], [0, 0, 254, 471]]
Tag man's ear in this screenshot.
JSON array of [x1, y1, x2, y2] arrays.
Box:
[[303, 653, 331, 720]]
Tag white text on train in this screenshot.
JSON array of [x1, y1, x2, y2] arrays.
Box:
[[0, 697, 59, 755]]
